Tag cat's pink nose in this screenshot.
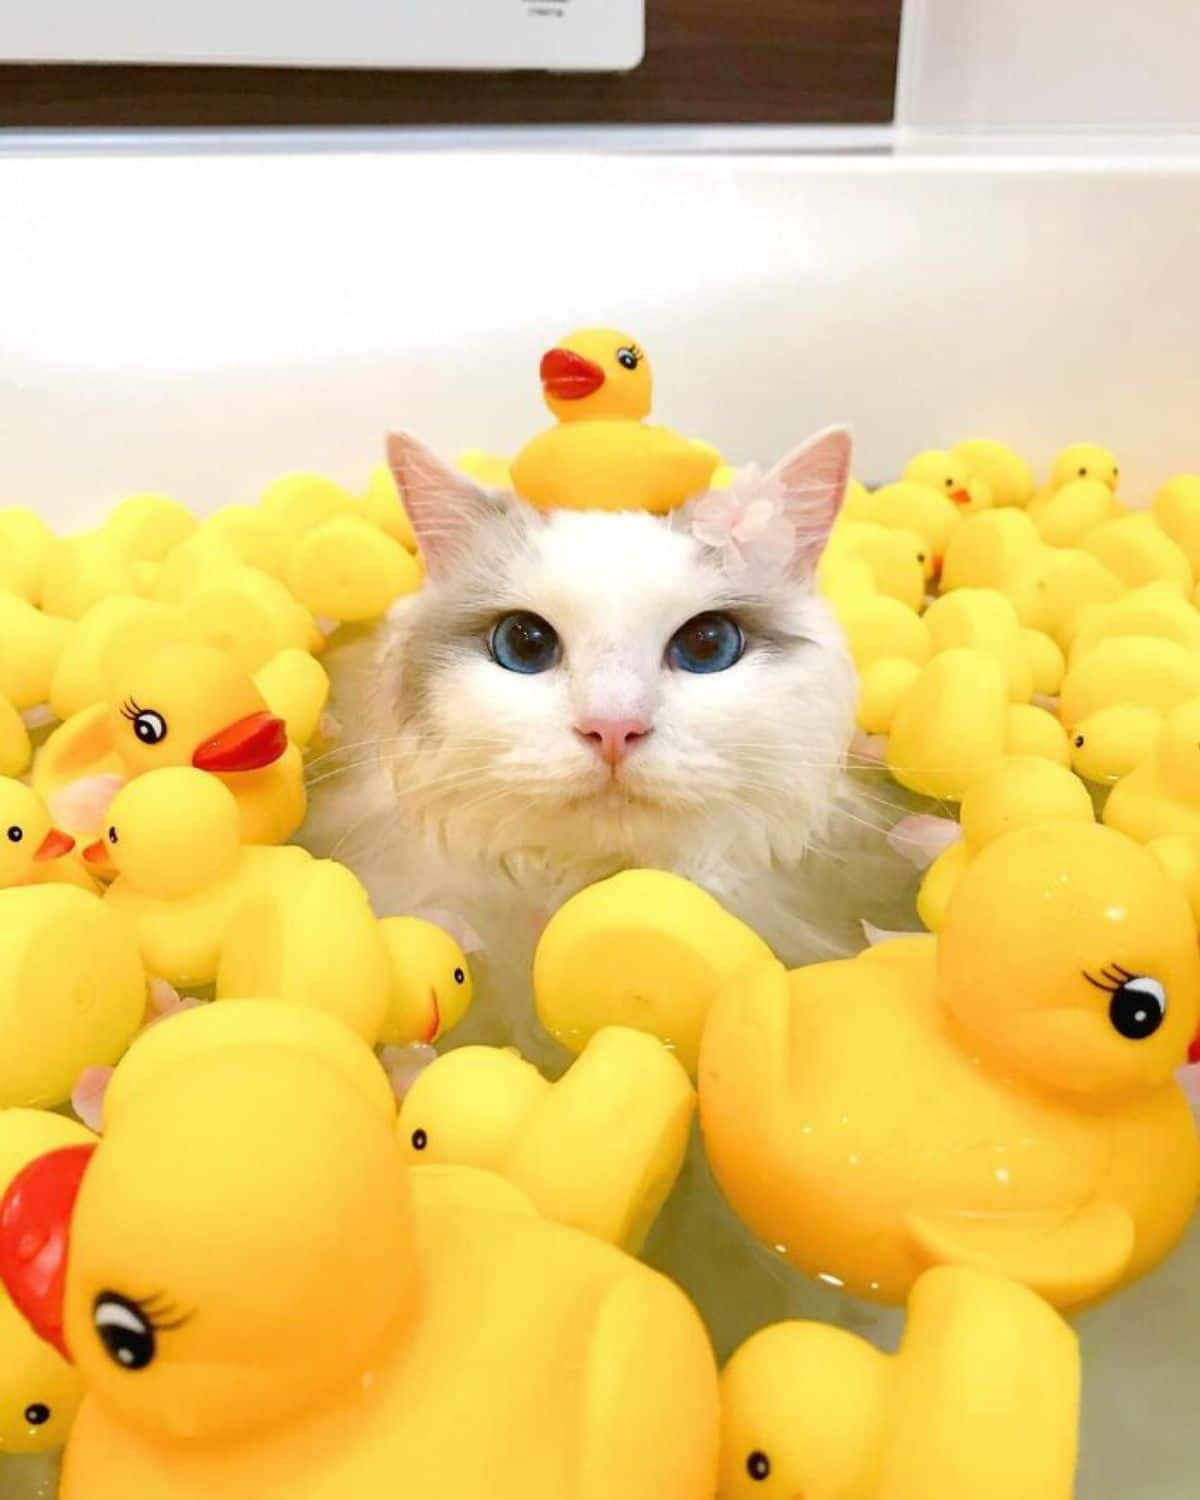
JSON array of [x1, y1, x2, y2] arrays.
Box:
[[575, 717, 651, 766]]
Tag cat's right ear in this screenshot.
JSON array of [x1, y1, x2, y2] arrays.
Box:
[[386, 432, 496, 581]]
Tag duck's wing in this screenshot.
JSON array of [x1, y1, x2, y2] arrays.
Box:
[[907, 1200, 1135, 1310]]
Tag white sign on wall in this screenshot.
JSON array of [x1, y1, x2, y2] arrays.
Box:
[[0, 0, 645, 71]]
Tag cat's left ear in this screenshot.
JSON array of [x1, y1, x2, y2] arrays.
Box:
[[386, 431, 498, 582], [770, 425, 853, 577]]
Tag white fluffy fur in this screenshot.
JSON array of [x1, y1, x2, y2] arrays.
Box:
[[308, 433, 887, 1050]]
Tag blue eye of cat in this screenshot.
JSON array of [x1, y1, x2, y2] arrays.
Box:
[[489, 612, 561, 675], [667, 613, 745, 674]]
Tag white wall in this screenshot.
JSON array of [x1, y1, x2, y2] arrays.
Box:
[[3, 146, 1200, 530]]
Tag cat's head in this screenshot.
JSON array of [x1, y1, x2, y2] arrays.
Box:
[[375, 431, 856, 868]]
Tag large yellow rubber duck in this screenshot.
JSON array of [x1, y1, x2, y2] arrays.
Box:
[[1059, 634, 1200, 783], [0, 1109, 95, 1455], [1104, 696, 1200, 844], [698, 822, 1200, 1309], [717, 1266, 1079, 1500], [0, 779, 80, 889], [0, 884, 145, 1108], [914, 757, 1095, 930], [35, 642, 305, 845], [510, 328, 719, 513], [91, 768, 311, 987], [397, 1026, 695, 1251], [534, 868, 774, 1075], [0, 1002, 720, 1500]]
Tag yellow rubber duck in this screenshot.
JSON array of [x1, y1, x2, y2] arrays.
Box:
[[0, 592, 70, 716], [835, 594, 931, 733], [510, 327, 719, 513], [1083, 513, 1192, 592], [884, 650, 1067, 800], [0, 1109, 95, 1455], [939, 507, 1039, 592], [922, 588, 1035, 702], [699, 822, 1200, 1309], [90, 768, 311, 988], [0, 1001, 720, 1500], [853, 482, 961, 577], [0, 692, 31, 778], [902, 450, 992, 515], [1068, 581, 1200, 664], [1152, 473, 1200, 573], [998, 544, 1124, 647], [36, 642, 305, 845], [259, 472, 358, 535], [171, 564, 323, 673], [534, 868, 774, 1075], [820, 519, 928, 605], [717, 1266, 1079, 1500], [1029, 476, 1115, 547], [361, 464, 418, 552], [950, 439, 1036, 509], [397, 1026, 695, 1252], [915, 757, 1095, 930], [1104, 696, 1200, 845], [0, 884, 145, 1108], [377, 916, 475, 1045], [1059, 634, 1200, 783], [215, 859, 391, 1042], [286, 515, 421, 622], [104, 495, 197, 563], [154, 511, 293, 594], [0, 506, 57, 604], [0, 779, 83, 890], [40, 531, 143, 621], [1042, 443, 1120, 498]]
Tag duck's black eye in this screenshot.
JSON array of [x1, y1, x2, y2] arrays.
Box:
[[616, 347, 640, 371], [668, 613, 745, 674], [107, 825, 119, 845], [130, 710, 167, 746], [489, 612, 561, 675], [746, 1450, 771, 1481], [94, 1293, 156, 1371], [23, 1403, 50, 1426], [1078, 466, 1088, 478], [5, 825, 22, 844], [453, 967, 466, 985], [1073, 735, 1085, 749], [411, 1128, 428, 1151], [1108, 976, 1167, 1040]]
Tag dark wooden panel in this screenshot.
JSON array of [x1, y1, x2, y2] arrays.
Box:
[[0, 0, 901, 128]]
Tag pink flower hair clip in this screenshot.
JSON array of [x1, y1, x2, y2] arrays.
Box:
[[686, 465, 796, 584]]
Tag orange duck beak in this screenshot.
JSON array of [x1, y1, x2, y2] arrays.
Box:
[[192, 712, 288, 774], [82, 839, 114, 874], [35, 829, 75, 862], [540, 347, 605, 402], [0, 1144, 97, 1360]]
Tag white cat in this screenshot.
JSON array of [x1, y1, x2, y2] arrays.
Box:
[[309, 428, 893, 1050]]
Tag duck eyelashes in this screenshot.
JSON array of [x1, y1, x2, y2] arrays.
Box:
[[119, 698, 145, 723], [135, 1292, 193, 1331], [1082, 964, 1136, 994]]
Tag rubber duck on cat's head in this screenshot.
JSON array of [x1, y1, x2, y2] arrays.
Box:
[[35, 643, 305, 846], [510, 326, 720, 514], [0, 1001, 719, 1500]]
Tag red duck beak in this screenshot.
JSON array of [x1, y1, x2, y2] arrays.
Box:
[[35, 828, 75, 862], [1188, 1035, 1200, 1065], [192, 712, 288, 773], [82, 839, 111, 869], [540, 348, 605, 402], [949, 487, 972, 506], [0, 1144, 96, 1361]]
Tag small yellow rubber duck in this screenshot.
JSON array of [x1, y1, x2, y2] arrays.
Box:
[[902, 450, 992, 515], [36, 643, 305, 845], [286, 516, 421, 622], [40, 532, 143, 621], [0, 1001, 720, 1500], [0, 593, 70, 717], [1060, 634, 1200, 783], [1083, 513, 1193, 592], [718, 1266, 1079, 1500], [0, 506, 57, 604], [939, 506, 1040, 592], [998, 545, 1124, 646], [1152, 473, 1200, 574], [820, 519, 929, 605], [361, 464, 418, 552], [535, 868, 774, 1075], [0, 779, 83, 890], [853, 481, 961, 577], [1029, 476, 1115, 547], [0, 884, 145, 1108], [699, 822, 1200, 1310], [914, 757, 1095, 930], [0, 1109, 95, 1455], [397, 1027, 694, 1251], [104, 495, 198, 563], [510, 327, 719, 513], [1069, 581, 1200, 664], [377, 915, 475, 1045], [950, 439, 1036, 509], [1104, 695, 1200, 845], [1042, 443, 1120, 499], [922, 588, 1035, 702], [90, 768, 311, 988]]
